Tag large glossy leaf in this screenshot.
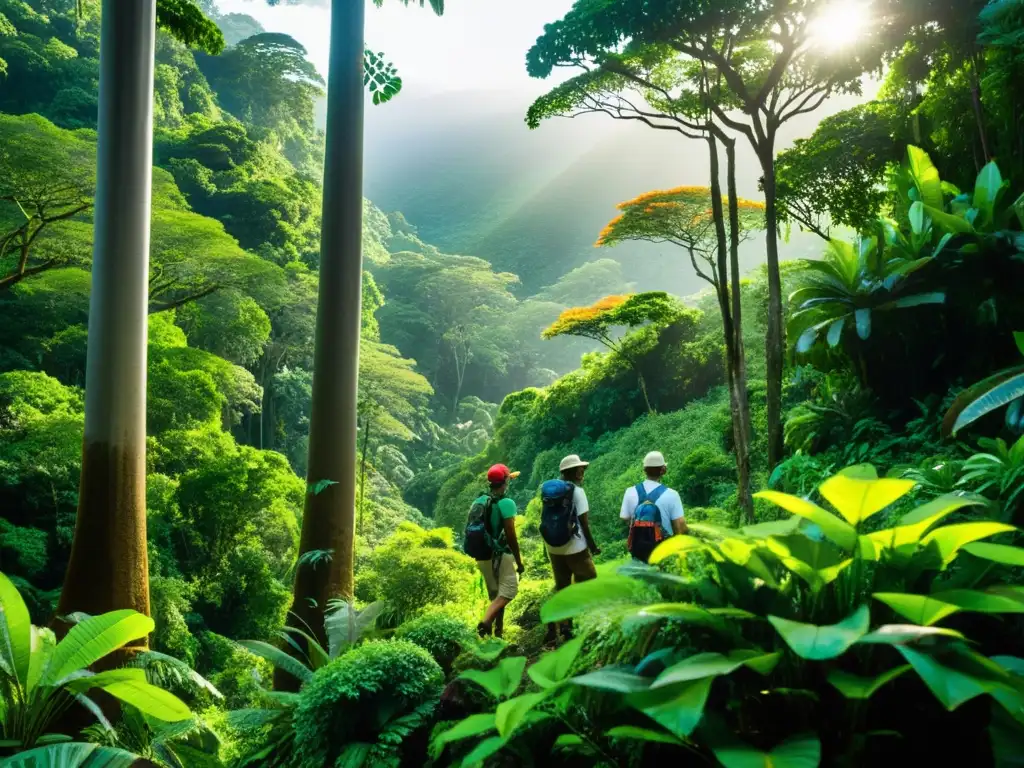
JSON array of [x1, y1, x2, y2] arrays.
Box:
[[741, 518, 802, 539], [66, 668, 191, 722], [628, 677, 713, 738], [714, 733, 822, 768], [459, 656, 526, 699], [923, 203, 974, 234], [0, 571, 32, 687], [572, 667, 653, 694], [753, 492, 857, 550], [495, 691, 549, 738], [46, 611, 154, 686], [27, 626, 57, 695], [653, 650, 780, 688], [235, 640, 312, 685], [460, 735, 506, 766], [855, 308, 871, 340], [540, 576, 637, 623], [858, 624, 966, 645], [649, 535, 709, 564], [920, 522, 1017, 566], [827, 665, 912, 699], [931, 589, 1024, 614], [528, 636, 583, 689], [898, 646, 997, 710], [605, 725, 683, 745], [944, 366, 1024, 437], [1, 742, 138, 768], [974, 160, 1004, 214], [908, 145, 944, 209], [768, 605, 869, 660], [632, 603, 723, 627], [430, 713, 497, 756], [818, 468, 914, 526], [872, 593, 961, 626]]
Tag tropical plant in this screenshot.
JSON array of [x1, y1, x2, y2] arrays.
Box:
[[432, 466, 1024, 764], [0, 572, 191, 754], [225, 600, 383, 767], [943, 332, 1024, 437], [82, 706, 222, 768], [957, 435, 1024, 522]]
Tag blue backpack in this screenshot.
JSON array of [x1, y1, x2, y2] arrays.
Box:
[[539, 479, 578, 547], [627, 483, 668, 563]]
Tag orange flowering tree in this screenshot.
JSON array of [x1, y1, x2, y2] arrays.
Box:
[[597, 186, 765, 289], [542, 292, 682, 413]]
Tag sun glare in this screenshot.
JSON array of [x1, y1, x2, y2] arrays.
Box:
[[809, 0, 871, 50]]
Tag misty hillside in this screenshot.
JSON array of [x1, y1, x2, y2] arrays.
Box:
[[362, 89, 862, 297]]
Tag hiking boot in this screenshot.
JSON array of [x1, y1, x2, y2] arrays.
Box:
[[477, 621, 491, 638]]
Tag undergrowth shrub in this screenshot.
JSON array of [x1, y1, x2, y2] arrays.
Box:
[[395, 609, 476, 674], [292, 639, 444, 767]]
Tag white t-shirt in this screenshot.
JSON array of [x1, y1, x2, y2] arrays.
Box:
[[546, 485, 590, 556], [620, 480, 685, 536]]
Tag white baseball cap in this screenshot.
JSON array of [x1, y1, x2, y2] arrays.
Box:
[[559, 454, 590, 472], [643, 451, 667, 469]]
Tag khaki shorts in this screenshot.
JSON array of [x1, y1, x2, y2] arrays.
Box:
[[550, 549, 597, 591], [477, 554, 519, 601]]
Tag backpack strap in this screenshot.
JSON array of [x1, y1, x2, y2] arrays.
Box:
[[648, 485, 668, 504], [634, 482, 648, 504]]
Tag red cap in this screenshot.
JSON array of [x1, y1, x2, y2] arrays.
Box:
[[487, 464, 520, 484]]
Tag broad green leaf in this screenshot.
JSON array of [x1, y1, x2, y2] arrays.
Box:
[[714, 733, 822, 768], [633, 603, 722, 627], [741, 518, 801, 538], [962, 541, 1024, 566], [606, 725, 683, 744], [27, 626, 56, 695], [540, 576, 638, 623], [653, 650, 780, 688], [553, 734, 586, 750], [459, 656, 526, 699], [236, 640, 313, 685], [879, 495, 987, 550], [921, 522, 1017, 566], [898, 646, 995, 710], [923, 203, 974, 234], [0, 571, 32, 687], [768, 605, 869, 660], [495, 691, 549, 738], [946, 366, 1024, 436], [67, 668, 191, 722], [819, 470, 914, 526], [855, 308, 871, 340], [649, 535, 708, 563], [628, 677, 713, 738], [719, 539, 779, 588], [826, 317, 844, 347], [908, 145, 944, 209], [872, 593, 961, 626], [528, 635, 583, 689], [753, 491, 857, 550], [827, 665, 912, 699], [974, 160, 1004, 213], [572, 667, 653, 694], [46, 610, 154, 686], [430, 713, 496, 755], [931, 589, 1024, 614], [858, 624, 965, 645], [461, 735, 506, 766], [337, 743, 372, 768], [765, 533, 848, 589], [2, 742, 138, 768]]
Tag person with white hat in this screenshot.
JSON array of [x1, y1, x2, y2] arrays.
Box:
[[538, 454, 601, 644], [620, 451, 687, 563]]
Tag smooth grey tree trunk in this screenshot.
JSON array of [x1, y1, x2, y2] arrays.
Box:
[[283, 0, 365, 667], [58, 0, 156, 624]]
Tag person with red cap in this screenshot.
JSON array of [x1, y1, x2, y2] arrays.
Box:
[[464, 463, 524, 638]]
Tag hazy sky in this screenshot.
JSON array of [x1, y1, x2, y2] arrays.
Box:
[[216, 0, 577, 96]]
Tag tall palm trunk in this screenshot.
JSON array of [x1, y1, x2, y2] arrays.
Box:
[[280, 0, 365, 682], [725, 139, 754, 522], [57, 0, 157, 627], [758, 142, 785, 470]]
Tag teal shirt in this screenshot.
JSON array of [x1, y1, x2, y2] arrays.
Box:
[[474, 494, 516, 555]]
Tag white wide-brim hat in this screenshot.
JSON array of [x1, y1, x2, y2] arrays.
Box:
[[559, 454, 590, 472]]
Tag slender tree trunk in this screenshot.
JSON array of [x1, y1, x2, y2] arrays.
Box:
[[57, 0, 156, 629], [280, 0, 364, 685], [759, 143, 785, 470], [358, 412, 372, 536], [725, 140, 755, 523]]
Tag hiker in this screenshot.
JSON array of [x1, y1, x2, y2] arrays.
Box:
[[539, 454, 601, 644], [463, 463, 525, 638], [620, 451, 687, 563]]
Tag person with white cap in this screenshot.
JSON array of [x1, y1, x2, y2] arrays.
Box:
[[620, 451, 687, 563], [538, 454, 601, 644]]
